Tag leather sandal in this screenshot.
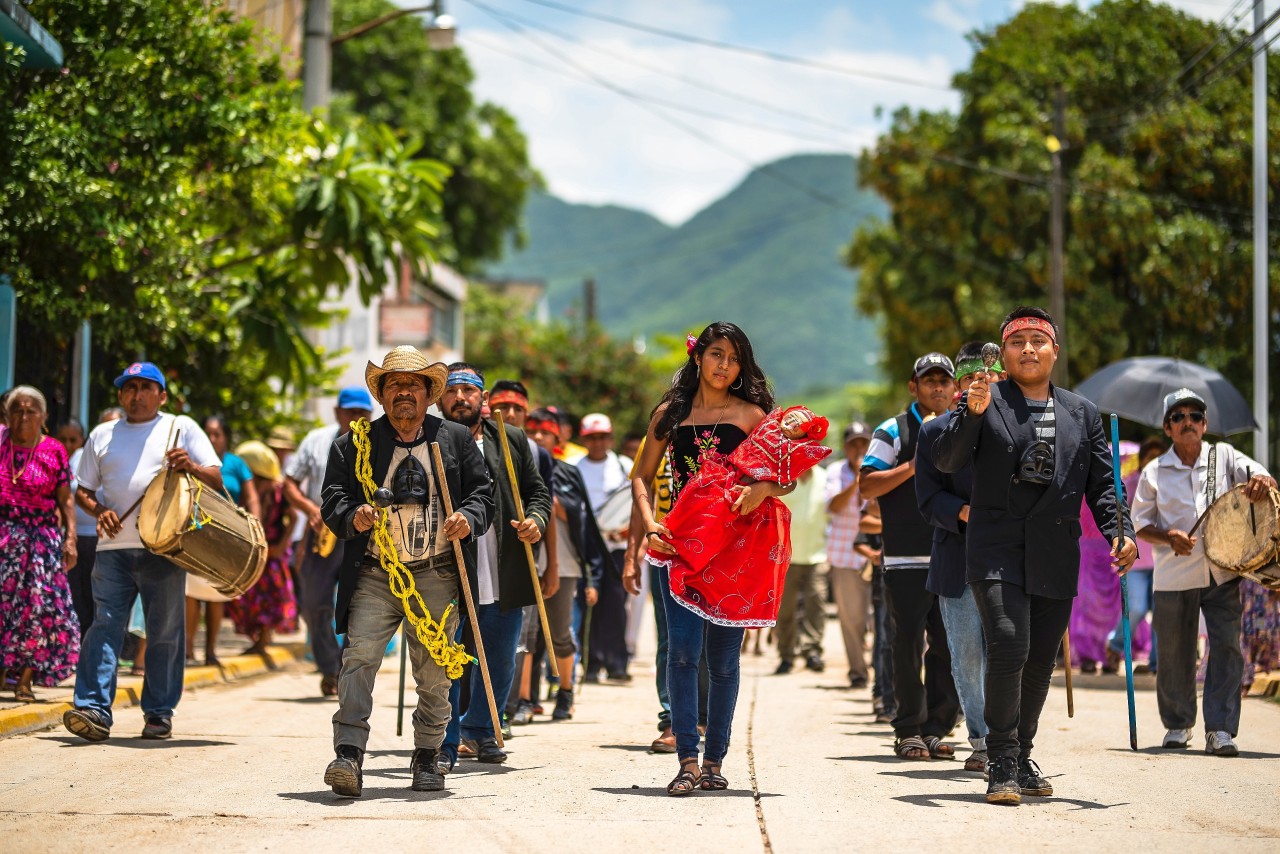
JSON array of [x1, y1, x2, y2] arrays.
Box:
[[667, 758, 702, 796], [700, 763, 728, 791], [894, 735, 931, 760], [922, 735, 955, 759]]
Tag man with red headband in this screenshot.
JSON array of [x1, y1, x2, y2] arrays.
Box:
[[934, 306, 1137, 805]]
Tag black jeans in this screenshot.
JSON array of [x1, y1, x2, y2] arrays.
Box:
[[973, 580, 1074, 760], [884, 568, 960, 739], [871, 564, 896, 711], [587, 550, 630, 676]]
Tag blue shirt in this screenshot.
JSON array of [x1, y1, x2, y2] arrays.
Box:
[[221, 453, 253, 505]]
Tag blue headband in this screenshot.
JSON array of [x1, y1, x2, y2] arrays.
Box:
[[447, 371, 485, 390]]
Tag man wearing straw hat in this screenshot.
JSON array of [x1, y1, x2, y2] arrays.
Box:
[[320, 346, 493, 797]]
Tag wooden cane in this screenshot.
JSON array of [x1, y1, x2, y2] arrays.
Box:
[[430, 442, 504, 748], [492, 411, 559, 679], [396, 620, 407, 737], [1061, 629, 1074, 718], [1110, 414, 1138, 751]]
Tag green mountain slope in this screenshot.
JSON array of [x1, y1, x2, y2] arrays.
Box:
[[486, 153, 886, 394]]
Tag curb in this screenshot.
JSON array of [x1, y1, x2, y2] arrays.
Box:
[[0, 642, 308, 740]]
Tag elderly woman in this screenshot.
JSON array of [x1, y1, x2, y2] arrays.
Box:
[[0, 386, 79, 700]]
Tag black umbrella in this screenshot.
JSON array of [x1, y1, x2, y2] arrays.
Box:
[[1074, 357, 1257, 435]]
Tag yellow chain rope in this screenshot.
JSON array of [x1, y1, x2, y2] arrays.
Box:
[[187, 480, 213, 531], [350, 419, 472, 679]]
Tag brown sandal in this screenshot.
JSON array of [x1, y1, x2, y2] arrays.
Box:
[[922, 735, 955, 759], [667, 758, 702, 796], [894, 735, 931, 760], [700, 763, 728, 791]]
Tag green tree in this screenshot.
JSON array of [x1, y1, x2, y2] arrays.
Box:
[[0, 0, 448, 435], [332, 0, 540, 272], [847, 0, 1278, 447]]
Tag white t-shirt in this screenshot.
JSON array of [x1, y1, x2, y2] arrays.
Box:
[[284, 423, 340, 507], [575, 451, 634, 514], [77, 413, 221, 552]]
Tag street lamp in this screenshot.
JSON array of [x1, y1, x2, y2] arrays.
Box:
[[331, 2, 455, 47]]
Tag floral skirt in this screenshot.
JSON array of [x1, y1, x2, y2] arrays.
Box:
[[1241, 579, 1280, 687], [0, 514, 80, 685], [226, 552, 298, 639]]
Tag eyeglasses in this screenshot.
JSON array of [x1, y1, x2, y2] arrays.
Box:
[[1168, 411, 1205, 424]]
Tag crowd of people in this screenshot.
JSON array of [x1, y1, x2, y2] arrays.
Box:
[[1, 306, 1278, 807]]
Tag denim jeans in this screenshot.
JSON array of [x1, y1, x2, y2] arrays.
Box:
[[939, 588, 988, 748], [444, 601, 524, 746], [298, 542, 344, 678], [664, 585, 743, 763], [73, 549, 186, 725], [1108, 569, 1156, 670], [1153, 577, 1242, 735], [648, 560, 671, 730], [973, 580, 1074, 760]]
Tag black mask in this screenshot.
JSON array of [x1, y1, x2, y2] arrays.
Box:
[[392, 454, 429, 504], [1018, 440, 1055, 486]]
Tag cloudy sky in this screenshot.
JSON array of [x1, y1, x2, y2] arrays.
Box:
[[404, 0, 1249, 223]]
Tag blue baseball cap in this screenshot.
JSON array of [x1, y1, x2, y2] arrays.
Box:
[[336, 386, 374, 412], [114, 362, 166, 390]]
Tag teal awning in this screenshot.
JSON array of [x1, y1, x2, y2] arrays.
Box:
[[0, 0, 63, 69]]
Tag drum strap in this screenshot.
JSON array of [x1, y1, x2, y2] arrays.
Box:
[[1189, 443, 1221, 538], [350, 418, 472, 679]]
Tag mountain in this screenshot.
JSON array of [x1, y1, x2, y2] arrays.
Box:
[[485, 153, 886, 395]]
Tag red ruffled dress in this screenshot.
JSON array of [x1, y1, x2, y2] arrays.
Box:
[[649, 407, 831, 627]]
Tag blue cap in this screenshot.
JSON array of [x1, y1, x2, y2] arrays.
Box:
[[336, 386, 374, 411], [114, 362, 166, 390]]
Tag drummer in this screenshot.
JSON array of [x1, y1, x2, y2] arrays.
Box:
[[63, 362, 223, 743], [1131, 388, 1276, 756]]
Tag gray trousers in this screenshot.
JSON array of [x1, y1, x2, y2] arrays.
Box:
[[829, 567, 871, 682], [775, 563, 825, 661], [333, 565, 461, 751], [1153, 578, 1243, 736]]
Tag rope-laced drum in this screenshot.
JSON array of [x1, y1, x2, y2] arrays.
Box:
[[1202, 484, 1280, 590]]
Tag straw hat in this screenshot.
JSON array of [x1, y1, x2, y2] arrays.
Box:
[[365, 346, 448, 406], [265, 425, 296, 452], [235, 440, 282, 482]]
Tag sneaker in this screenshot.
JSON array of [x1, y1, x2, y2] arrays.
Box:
[[320, 673, 338, 697], [410, 748, 446, 792], [512, 699, 536, 725], [141, 716, 172, 740], [324, 745, 363, 797], [964, 750, 988, 772], [552, 688, 574, 721], [1017, 757, 1053, 796], [1205, 731, 1239, 757], [63, 708, 111, 743], [500, 716, 513, 740], [1162, 728, 1192, 749], [476, 737, 507, 764], [985, 756, 1021, 805], [804, 655, 825, 673]]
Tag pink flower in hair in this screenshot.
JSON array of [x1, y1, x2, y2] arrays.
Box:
[[686, 333, 698, 355]]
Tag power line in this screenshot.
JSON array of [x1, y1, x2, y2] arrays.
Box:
[[504, 0, 953, 91]]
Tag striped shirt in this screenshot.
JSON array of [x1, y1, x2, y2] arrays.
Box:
[[1025, 396, 1056, 447]]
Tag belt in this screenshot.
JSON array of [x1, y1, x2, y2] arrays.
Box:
[[362, 551, 457, 573]]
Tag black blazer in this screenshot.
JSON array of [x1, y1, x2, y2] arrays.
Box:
[[914, 412, 972, 599], [322, 415, 493, 635], [479, 418, 553, 613], [932, 380, 1134, 600], [550, 459, 607, 590]]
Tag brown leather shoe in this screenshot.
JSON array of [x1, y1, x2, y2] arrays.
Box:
[[320, 673, 338, 697], [650, 727, 677, 754]]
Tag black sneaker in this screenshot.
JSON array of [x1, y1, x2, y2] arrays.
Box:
[[804, 655, 825, 673], [512, 699, 535, 725], [476, 737, 507, 764], [141, 716, 172, 740], [63, 708, 111, 743], [552, 688, 574, 721], [774, 659, 794, 675], [324, 745, 364, 797], [1018, 757, 1053, 796], [410, 748, 446, 792], [986, 756, 1021, 805]]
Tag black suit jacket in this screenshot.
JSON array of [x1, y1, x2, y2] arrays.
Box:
[[550, 459, 607, 590], [479, 418, 553, 613], [914, 412, 972, 599], [932, 380, 1134, 599], [322, 415, 494, 635]]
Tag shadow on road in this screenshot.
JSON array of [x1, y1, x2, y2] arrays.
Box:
[[260, 696, 335, 705], [878, 768, 980, 783], [1105, 747, 1280, 759], [592, 786, 781, 798], [597, 743, 652, 752], [826, 753, 911, 764], [48, 736, 232, 749], [277, 788, 457, 805], [893, 792, 1129, 810]]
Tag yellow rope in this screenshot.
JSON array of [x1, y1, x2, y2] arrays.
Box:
[[187, 480, 213, 531], [350, 419, 473, 679]]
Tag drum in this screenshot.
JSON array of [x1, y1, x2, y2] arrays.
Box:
[[595, 485, 633, 545], [1202, 484, 1280, 590], [138, 470, 268, 598]]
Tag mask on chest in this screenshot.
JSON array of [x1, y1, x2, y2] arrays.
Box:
[[393, 453, 429, 504]]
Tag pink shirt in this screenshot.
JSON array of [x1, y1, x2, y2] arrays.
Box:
[[824, 459, 864, 570], [0, 428, 70, 518]]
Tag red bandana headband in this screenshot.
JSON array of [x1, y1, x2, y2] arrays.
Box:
[[1001, 317, 1056, 342], [489, 389, 529, 409], [525, 417, 560, 438]]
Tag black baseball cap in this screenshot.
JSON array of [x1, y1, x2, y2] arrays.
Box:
[[912, 353, 955, 380]]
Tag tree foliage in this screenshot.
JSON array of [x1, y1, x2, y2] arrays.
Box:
[[332, 0, 540, 273], [0, 0, 449, 434], [464, 287, 664, 436], [847, 0, 1278, 446]]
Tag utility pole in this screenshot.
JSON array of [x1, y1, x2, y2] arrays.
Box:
[[1253, 1, 1270, 468], [302, 0, 331, 111], [1049, 86, 1069, 387], [583, 278, 597, 326]]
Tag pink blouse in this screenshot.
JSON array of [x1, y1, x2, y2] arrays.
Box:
[[0, 427, 70, 518]]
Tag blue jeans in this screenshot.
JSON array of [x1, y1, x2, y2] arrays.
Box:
[[939, 589, 988, 748], [664, 584, 743, 763], [443, 602, 524, 750], [649, 560, 671, 730], [73, 549, 186, 725], [1108, 569, 1156, 670]]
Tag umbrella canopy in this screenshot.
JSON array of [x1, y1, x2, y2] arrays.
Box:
[[1074, 357, 1257, 435]]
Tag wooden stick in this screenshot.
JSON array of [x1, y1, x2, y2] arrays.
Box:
[[1061, 629, 1074, 718], [492, 411, 559, 680], [430, 442, 504, 748]]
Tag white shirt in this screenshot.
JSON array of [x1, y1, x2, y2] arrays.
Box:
[[69, 447, 98, 537], [574, 451, 634, 514], [1131, 441, 1269, 591], [77, 413, 221, 552], [284, 423, 340, 507]]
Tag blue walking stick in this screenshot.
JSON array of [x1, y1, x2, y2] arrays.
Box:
[[1110, 414, 1138, 751]]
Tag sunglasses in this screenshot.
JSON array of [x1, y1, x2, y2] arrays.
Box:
[[1168, 411, 1205, 424]]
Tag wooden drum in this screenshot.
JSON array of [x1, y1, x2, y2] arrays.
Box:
[[1202, 484, 1280, 590]]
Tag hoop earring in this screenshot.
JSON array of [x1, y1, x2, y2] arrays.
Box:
[[731, 376, 743, 391]]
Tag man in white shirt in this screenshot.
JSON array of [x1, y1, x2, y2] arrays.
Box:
[[63, 362, 222, 743], [574, 413, 634, 682], [1131, 388, 1276, 756]]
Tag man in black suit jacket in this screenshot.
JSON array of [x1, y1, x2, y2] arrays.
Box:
[[321, 347, 494, 798], [935, 306, 1136, 806]]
